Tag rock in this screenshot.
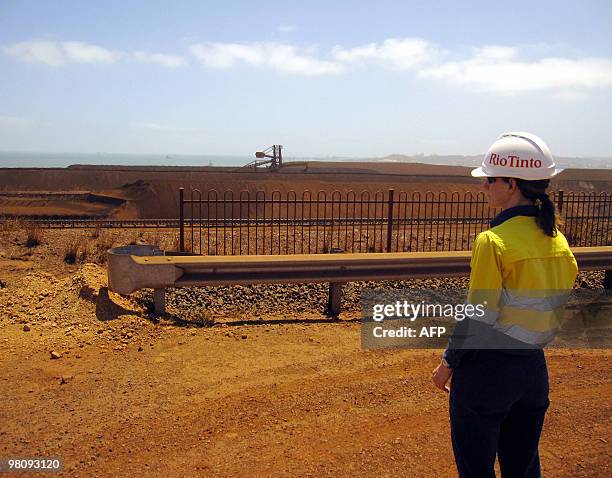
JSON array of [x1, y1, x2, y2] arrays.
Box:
[[50, 351, 61, 359], [71, 263, 107, 301], [23, 324, 30, 332], [241, 334, 248, 340]]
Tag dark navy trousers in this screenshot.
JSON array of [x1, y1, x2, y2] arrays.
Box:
[[449, 350, 549, 478]]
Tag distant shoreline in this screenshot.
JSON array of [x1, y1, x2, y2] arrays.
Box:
[[0, 152, 610, 170]]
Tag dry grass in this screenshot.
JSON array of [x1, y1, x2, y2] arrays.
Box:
[[170, 233, 181, 252], [24, 222, 43, 248], [64, 237, 88, 264], [127, 232, 142, 246], [143, 230, 162, 247], [63, 239, 79, 264], [93, 230, 115, 264], [90, 224, 102, 239]]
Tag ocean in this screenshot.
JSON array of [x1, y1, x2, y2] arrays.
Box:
[[0, 151, 609, 169], [0, 152, 251, 168]]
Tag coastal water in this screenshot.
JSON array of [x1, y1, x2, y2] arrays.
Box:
[[0, 151, 609, 169], [0, 152, 252, 168]]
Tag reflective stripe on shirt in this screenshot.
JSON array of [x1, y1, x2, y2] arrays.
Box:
[[500, 289, 572, 312]]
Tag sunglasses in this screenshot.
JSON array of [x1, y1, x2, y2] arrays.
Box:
[[486, 177, 497, 184]]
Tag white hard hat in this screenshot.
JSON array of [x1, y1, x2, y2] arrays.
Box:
[[471, 132, 563, 180]]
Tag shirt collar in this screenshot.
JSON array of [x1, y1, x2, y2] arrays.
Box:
[[490, 204, 537, 228]]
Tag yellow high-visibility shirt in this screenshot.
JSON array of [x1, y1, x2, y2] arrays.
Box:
[[468, 214, 578, 344]]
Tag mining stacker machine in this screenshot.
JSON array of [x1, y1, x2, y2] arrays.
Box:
[[238, 145, 284, 170]]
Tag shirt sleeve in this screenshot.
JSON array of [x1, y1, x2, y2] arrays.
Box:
[[468, 231, 504, 295], [443, 232, 503, 369]]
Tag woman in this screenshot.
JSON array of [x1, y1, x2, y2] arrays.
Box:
[[432, 132, 578, 477]]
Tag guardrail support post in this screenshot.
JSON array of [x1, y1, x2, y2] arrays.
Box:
[[328, 283, 342, 318], [154, 288, 166, 315], [605, 270, 611, 290]]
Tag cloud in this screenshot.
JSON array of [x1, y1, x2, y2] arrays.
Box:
[[419, 45, 612, 94], [2, 40, 187, 69], [331, 38, 441, 70], [133, 51, 188, 68], [472, 45, 517, 61], [188, 38, 612, 95], [2, 40, 120, 66], [190, 42, 344, 75], [62, 41, 119, 63], [3, 38, 611, 96], [277, 24, 298, 33], [188, 37, 440, 76]]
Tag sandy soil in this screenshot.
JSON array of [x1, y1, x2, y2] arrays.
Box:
[[2, 321, 610, 477], [0, 225, 610, 477]]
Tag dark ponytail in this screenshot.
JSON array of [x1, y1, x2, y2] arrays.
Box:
[[513, 179, 560, 237]]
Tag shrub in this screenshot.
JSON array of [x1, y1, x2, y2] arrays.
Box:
[[145, 230, 162, 247], [64, 239, 79, 264], [24, 222, 43, 248], [170, 233, 180, 252], [90, 224, 102, 239], [94, 230, 114, 264], [64, 237, 88, 264], [169, 233, 192, 253]]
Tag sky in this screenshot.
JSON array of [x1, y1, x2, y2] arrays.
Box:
[[0, 0, 611, 158]]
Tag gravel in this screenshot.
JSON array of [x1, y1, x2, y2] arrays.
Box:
[[135, 271, 607, 320]]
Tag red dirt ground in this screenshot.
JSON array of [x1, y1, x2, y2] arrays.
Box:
[[1, 162, 611, 219], [0, 224, 610, 477]]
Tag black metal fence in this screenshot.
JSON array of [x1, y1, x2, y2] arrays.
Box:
[[178, 188, 611, 255]]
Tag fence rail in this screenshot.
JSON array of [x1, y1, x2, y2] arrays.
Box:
[[0, 216, 492, 228], [179, 189, 612, 255]]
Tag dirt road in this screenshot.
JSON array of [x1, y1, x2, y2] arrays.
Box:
[[1, 316, 610, 477], [0, 225, 610, 477]]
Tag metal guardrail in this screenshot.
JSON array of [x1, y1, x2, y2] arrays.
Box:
[[108, 245, 612, 315]]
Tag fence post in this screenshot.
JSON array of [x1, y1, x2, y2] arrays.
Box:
[[386, 188, 395, 253], [605, 270, 611, 290], [557, 189, 564, 214], [179, 187, 185, 253]]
